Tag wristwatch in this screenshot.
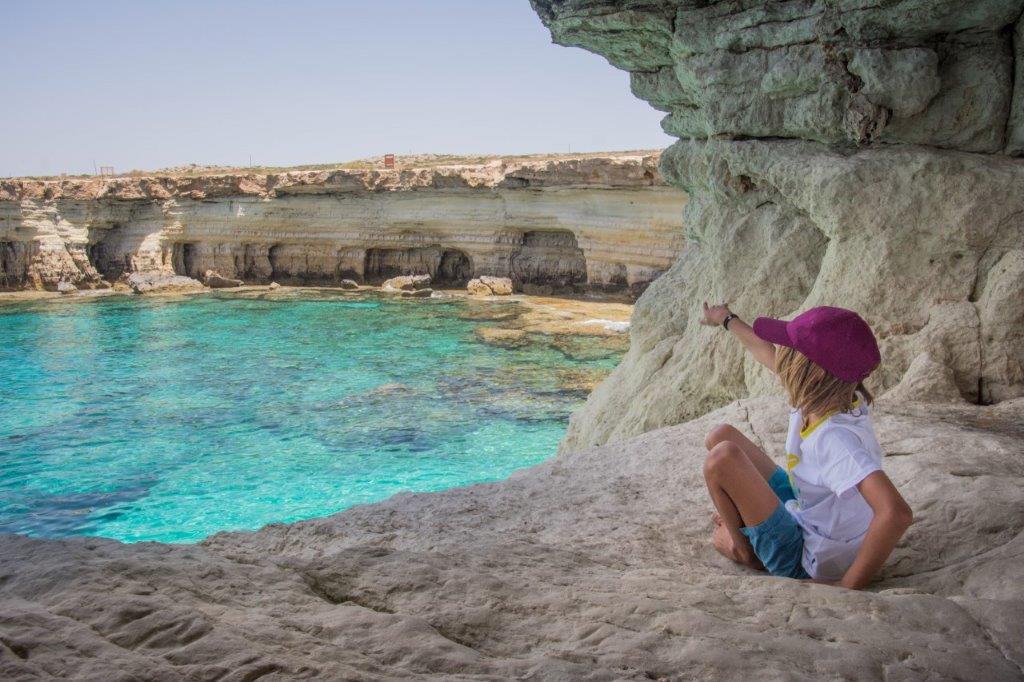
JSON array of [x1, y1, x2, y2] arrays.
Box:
[[722, 313, 737, 330]]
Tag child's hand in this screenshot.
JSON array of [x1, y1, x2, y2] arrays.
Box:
[[699, 301, 777, 371], [701, 301, 731, 327]]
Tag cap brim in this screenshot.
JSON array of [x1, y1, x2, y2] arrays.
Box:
[[752, 317, 792, 346]]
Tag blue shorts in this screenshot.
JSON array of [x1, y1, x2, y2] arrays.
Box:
[[740, 467, 810, 579]]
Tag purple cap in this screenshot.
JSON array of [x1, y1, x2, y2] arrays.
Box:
[[752, 306, 880, 383]]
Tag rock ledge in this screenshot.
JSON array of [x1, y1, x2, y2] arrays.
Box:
[[1, 396, 1021, 679]]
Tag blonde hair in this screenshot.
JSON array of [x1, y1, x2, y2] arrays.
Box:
[[775, 345, 873, 416]]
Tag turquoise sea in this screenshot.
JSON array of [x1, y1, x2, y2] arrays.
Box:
[[0, 291, 622, 543]]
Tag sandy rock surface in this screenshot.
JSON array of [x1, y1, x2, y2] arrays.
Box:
[[474, 326, 530, 349], [202, 270, 243, 289], [521, 282, 554, 296], [400, 287, 434, 298], [383, 274, 432, 291], [479, 276, 512, 295], [126, 272, 204, 295], [466, 276, 514, 296], [1, 396, 1021, 680], [466, 278, 492, 296]]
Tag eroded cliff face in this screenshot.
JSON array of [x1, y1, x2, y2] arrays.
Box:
[[0, 153, 685, 296], [531, 0, 1024, 452]]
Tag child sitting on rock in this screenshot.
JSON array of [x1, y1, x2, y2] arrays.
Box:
[[698, 304, 912, 588]]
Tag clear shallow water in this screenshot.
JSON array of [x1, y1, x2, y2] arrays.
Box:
[[0, 291, 622, 543]]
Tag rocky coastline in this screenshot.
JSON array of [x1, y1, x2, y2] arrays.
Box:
[[0, 152, 685, 299], [2, 394, 1022, 679], [2, 1, 1024, 679]]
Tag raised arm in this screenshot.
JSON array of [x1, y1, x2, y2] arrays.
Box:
[[836, 471, 913, 590], [700, 302, 777, 371]]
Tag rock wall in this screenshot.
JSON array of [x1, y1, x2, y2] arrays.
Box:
[[0, 153, 685, 296], [531, 0, 1024, 452]]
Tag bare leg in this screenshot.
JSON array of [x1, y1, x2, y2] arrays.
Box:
[[705, 423, 778, 481], [704, 422, 780, 564], [703, 440, 782, 569]]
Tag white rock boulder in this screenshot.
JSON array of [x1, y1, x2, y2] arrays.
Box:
[[126, 272, 204, 295], [480, 276, 513, 295], [202, 270, 243, 289], [467, 276, 514, 296], [466, 278, 492, 296], [382, 274, 431, 291]]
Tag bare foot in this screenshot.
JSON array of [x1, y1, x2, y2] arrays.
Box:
[[711, 524, 739, 560], [711, 524, 765, 570]]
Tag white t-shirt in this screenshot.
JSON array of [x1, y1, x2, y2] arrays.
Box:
[[783, 395, 883, 580]]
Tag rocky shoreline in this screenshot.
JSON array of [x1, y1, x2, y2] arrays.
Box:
[[2, 1, 1024, 678], [0, 284, 633, 380], [2, 395, 1022, 679], [0, 152, 685, 299]]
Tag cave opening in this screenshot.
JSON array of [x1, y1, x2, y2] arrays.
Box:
[[363, 245, 468, 284], [183, 243, 198, 278], [87, 224, 131, 280], [0, 241, 31, 290], [263, 244, 365, 285], [603, 262, 628, 290], [268, 244, 288, 283], [233, 244, 256, 282], [228, 244, 274, 283], [365, 247, 432, 282], [171, 242, 200, 279], [511, 230, 587, 290], [335, 247, 364, 283], [436, 249, 472, 285]]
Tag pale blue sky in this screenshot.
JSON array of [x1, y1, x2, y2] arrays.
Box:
[[2, 1, 671, 177]]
